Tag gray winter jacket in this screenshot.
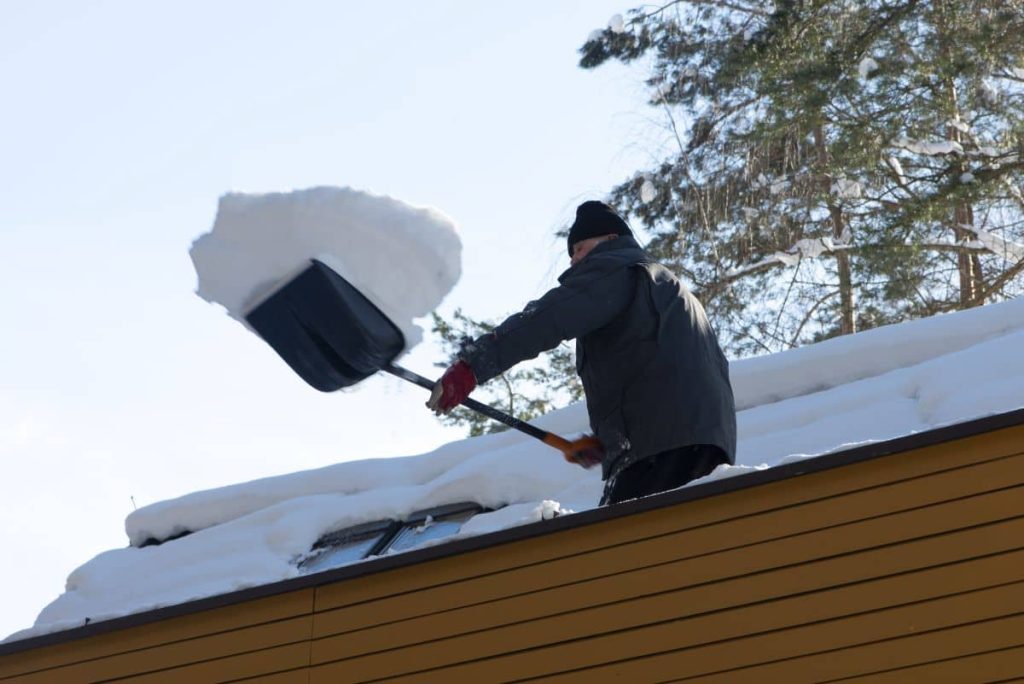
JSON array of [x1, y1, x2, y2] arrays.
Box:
[[462, 235, 736, 479]]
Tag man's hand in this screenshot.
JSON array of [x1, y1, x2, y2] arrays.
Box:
[[564, 435, 604, 469], [426, 360, 477, 415]]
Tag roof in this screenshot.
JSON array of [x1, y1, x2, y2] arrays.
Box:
[[3, 406, 1023, 657], [5, 295, 1024, 644]]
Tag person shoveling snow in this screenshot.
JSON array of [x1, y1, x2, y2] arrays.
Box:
[[427, 201, 737, 505], [192, 189, 735, 506]]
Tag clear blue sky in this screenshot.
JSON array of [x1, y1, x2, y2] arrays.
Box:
[[0, 0, 662, 638]]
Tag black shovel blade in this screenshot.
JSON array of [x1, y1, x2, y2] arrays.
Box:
[[245, 260, 405, 392]]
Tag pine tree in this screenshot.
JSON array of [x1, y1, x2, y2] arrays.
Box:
[[582, 0, 1024, 355], [432, 0, 1024, 434]]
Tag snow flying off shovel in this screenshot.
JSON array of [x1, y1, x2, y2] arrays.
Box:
[[244, 260, 599, 463]]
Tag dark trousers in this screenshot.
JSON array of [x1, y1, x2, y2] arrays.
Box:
[[600, 444, 729, 506]]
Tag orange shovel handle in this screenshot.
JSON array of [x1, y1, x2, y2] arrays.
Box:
[[543, 434, 603, 464]]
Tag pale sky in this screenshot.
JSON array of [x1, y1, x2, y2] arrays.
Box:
[[0, 1, 663, 639]]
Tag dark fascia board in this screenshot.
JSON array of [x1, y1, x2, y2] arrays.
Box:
[[3, 406, 1023, 656]]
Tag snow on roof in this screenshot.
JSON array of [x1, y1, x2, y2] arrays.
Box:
[[7, 297, 1024, 644]]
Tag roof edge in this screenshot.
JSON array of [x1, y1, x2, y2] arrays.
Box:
[[4, 406, 1024, 656]]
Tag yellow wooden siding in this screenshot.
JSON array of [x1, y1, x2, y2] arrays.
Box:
[[1, 421, 1021, 683], [0, 591, 314, 683], [305, 440, 1024, 682]]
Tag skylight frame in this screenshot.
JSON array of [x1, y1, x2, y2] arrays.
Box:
[[379, 502, 485, 556], [298, 519, 399, 573], [298, 502, 488, 574]]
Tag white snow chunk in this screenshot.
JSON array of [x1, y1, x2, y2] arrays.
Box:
[[189, 187, 462, 351], [963, 225, 1024, 261], [533, 499, 564, 520], [741, 207, 760, 221], [587, 29, 603, 42], [608, 14, 626, 33], [949, 119, 970, 134], [1008, 66, 1024, 80], [857, 57, 878, 80], [831, 177, 862, 199], [971, 145, 1003, 158], [960, 172, 976, 184], [724, 237, 849, 279], [640, 179, 657, 204], [886, 156, 907, 186], [894, 137, 963, 156]]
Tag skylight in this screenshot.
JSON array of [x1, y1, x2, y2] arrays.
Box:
[[383, 502, 483, 555], [298, 502, 487, 575], [298, 519, 397, 574]]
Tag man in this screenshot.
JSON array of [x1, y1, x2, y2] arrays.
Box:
[[427, 200, 736, 506]]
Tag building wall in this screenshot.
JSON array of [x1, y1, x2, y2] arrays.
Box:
[[3, 420, 1024, 682]]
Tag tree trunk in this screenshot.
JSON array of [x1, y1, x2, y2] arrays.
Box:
[[813, 122, 856, 335], [935, 0, 983, 308]]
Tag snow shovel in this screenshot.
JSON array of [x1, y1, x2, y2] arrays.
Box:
[[244, 259, 600, 463]]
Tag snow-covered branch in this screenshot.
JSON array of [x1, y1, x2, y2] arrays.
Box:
[[723, 237, 854, 280], [715, 229, 1023, 292], [960, 224, 1024, 261], [893, 136, 963, 156]]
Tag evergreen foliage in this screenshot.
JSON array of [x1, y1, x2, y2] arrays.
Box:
[[433, 0, 1024, 434], [583, 0, 1024, 355]]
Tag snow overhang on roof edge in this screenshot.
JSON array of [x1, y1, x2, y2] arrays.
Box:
[[4, 405, 1023, 656]]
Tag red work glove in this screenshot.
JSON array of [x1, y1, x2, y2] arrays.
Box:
[[426, 360, 477, 415], [565, 435, 604, 469]]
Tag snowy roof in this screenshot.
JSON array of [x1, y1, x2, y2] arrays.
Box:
[[6, 296, 1024, 644]]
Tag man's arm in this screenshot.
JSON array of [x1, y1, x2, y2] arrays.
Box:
[[461, 263, 636, 383]]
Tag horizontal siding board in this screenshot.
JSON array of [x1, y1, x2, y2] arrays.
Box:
[[312, 524, 1024, 667], [674, 614, 1024, 684], [314, 426, 1024, 613], [308, 546, 1024, 683], [0, 590, 313, 680], [816, 644, 1024, 684], [5, 616, 312, 684], [231, 669, 310, 684], [313, 450, 1024, 640], [96, 642, 310, 684], [231, 670, 310, 684], [370, 583, 1024, 684]]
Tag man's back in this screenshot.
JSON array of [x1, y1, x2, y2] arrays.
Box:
[[570, 238, 736, 479]]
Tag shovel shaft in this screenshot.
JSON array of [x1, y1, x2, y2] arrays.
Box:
[[383, 363, 601, 466], [382, 363, 557, 444]]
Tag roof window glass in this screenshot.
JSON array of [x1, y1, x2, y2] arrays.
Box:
[[384, 502, 483, 555], [299, 502, 491, 575], [299, 519, 396, 574]]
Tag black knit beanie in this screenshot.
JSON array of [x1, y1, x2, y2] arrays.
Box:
[[567, 201, 633, 256]]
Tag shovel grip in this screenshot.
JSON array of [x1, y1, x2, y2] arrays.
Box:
[[543, 433, 603, 464]]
